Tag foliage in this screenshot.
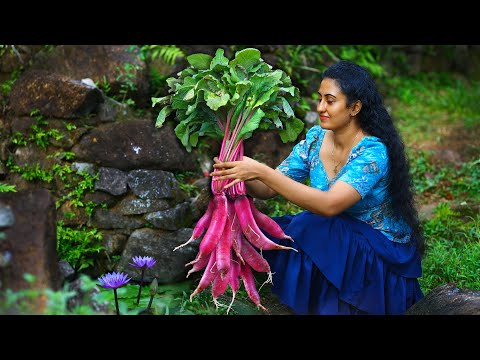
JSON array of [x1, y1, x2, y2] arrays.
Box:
[[56, 221, 104, 272], [419, 203, 480, 293], [115, 63, 141, 107], [337, 45, 386, 77], [263, 196, 303, 218], [386, 72, 480, 145], [10, 109, 65, 149], [139, 45, 184, 65], [174, 171, 202, 197], [6, 113, 104, 272], [0, 183, 16, 192], [0, 274, 107, 315], [96, 279, 223, 315], [152, 47, 304, 152], [408, 150, 480, 205], [1, 68, 22, 96], [274, 45, 386, 99]]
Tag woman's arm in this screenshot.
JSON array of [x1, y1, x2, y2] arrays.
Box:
[[212, 156, 361, 217], [244, 179, 278, 200]]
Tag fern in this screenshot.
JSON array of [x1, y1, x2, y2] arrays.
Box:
[[0, 183, 16, 192], [140, 45, 184, 65]]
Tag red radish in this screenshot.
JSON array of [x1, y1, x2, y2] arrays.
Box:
[[227, 255, 241, 314], [240, 262, 267, 312], [239, 236, 271, 273], [211, 271, 231, 308], [191, 192, 228, 264], [173, 199, 215, 251], [216, 200, 234, 279], [248, 197, 293, 242], [231, 214, 244, 265], [190, 251, 217, 302], [239, 235, 273, 289], [234, 195, 297, 252], [186, 253, 210, 278]]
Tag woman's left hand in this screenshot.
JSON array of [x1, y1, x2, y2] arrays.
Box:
[[210, 156, 263, 189]]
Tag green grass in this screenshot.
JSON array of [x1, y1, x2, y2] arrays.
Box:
[[419, 203, 480, 293], [386, 73, 480, 145]]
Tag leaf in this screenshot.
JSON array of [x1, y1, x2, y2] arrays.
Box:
[[152, 95, 171, 108], [206, 93, 230, 111], [281, 97, 295, 118], [273, 117, 283, 129], [166, 77, 180, 90], [279, 86, 296, 97], [210, 48, 230, 71], [186, 53, 213, 70], [155, 106, 173, 128], [238, 108, 265, 140], [190, 132, 199, 147], [279, 117, 305, 143], [231, 48, 261, 70], [183, 88, 195, 101], [250, 71, 282, 96], [254, 87, 277, 108]]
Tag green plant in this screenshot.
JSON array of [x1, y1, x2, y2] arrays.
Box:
[[420, 203, 480, 293], [338, 45, 386, 78], [0, 183, 16, 192], [1, 68, 22, 96], [56, 221, 104, 272], [263, 196, 303, 218], [139, 45, 184, 65], [0, 273, 108, 315], [175, 171, 201, 197], [65, 122, 77, 131], [115, 63, 141, 106], [97, 75, 112, 96]]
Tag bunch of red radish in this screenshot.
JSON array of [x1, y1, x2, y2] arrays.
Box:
[[174, 131, 296, 313]]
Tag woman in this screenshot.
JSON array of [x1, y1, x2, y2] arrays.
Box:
[[211, 60, 424, 315]]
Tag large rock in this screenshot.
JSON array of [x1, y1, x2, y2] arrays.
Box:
[[0, 189, 59, 312], [29, 45, 150, 107], [72, 120, 198, 171], [9, 70, 104, 118], [406, 283, 480, 315], [116, 227, 199, 283]]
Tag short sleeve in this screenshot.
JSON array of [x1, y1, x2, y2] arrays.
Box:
[[276, 126, 322, 183], [338, 140, 389, 198]]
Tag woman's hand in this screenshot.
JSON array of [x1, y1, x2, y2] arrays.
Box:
[[211, 156, 265, 189]]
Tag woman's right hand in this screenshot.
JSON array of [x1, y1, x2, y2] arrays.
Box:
[[211, 156, 265, 189]]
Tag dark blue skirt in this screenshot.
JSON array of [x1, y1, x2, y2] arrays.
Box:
[[262, 211, 424, 315]]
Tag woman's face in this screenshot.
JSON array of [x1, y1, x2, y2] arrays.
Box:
[[316, 78, 354, 131]]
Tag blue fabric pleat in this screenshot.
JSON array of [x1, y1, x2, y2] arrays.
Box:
[[262, 211, 424, 315]]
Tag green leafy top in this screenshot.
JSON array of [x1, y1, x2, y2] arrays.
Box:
[[152, 47, 304, 152]]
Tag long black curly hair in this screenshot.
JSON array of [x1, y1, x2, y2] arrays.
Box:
[[322, 60, 424, 256]]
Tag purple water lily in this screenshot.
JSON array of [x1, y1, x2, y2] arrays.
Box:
[[98, 272, 131, 289], [129, 256, 157, 269], [129, 255, 157, 304], [97, 272, 131, 315]]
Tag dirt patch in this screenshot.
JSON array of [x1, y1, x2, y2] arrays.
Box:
[[410, 122, 480, 163]]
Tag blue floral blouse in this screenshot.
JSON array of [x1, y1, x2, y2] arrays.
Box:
[[277, 126, 412, 243]]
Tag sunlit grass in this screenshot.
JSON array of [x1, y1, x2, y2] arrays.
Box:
[[386, 73, 480, 146]]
